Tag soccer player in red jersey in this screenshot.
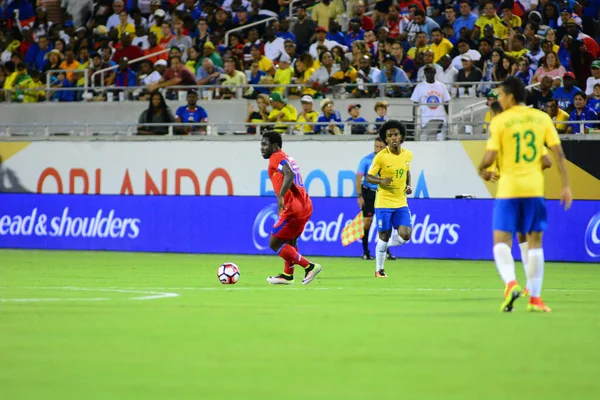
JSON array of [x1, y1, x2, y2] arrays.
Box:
[[261, 131, 322, 285]]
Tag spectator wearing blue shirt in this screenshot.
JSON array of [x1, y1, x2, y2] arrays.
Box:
[[276, 18, 296, 43], [247, 60, 269, 96], [345, 18, 365, 48], [587, 83, 600, 113], [515, 57, 535, 86], [553, 72, 582, 112], [326, 20, 346, 46], [380, 54, 410, 97], [454, 0, 478, 34], [196, 58, 224, 85], [115, 57, 137, 87], [316, 98, 343, 134], [568, 92, 598, 134], [50, 72, 75, 102], [175, 90, 209, 135], [346, 104, 369, 135], [25, 34, 51, 71]]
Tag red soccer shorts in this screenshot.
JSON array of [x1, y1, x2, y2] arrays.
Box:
[[271, 216, 310, 241]]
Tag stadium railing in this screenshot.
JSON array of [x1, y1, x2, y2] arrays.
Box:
[[0, 81, 498, 103], [224, 17, 278, 46], [1, 120, 597, 139], [90, 47, 171, 88]]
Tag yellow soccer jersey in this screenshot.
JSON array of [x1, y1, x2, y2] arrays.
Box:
[[487, 105, 561, 198], [368, 147, 413, 208]]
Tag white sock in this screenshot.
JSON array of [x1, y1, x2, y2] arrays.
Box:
[[493, 243, 516, 285], [527, 248, 545, 298], [388, 231, 406, 247], [376, 239, 388, 271], [519, 242, 530, 291]]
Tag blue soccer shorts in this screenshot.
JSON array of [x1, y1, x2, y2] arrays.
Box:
[[493, 197, 548, 234], [375, 207, 412, 232]]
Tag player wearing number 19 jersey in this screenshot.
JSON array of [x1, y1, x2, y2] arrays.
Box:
[[478, 77, 572, 313], [260, 131, 322, 286], [366, 120, 413, 278]]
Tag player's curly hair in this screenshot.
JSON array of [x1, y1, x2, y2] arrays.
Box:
[[262, 130, 283, 148], [378, 120, 407, 143]]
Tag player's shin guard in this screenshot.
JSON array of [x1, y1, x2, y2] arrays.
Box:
[[278, 244, 310, 268], [519, 242, 530, 291], [388, 231, 406, 247], [493, 243, 516, 285], [283, 246, 298, 275], [527, 248, 545, 298], [376, 239, 388, 271]]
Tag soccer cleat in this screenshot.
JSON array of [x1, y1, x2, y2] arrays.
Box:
[[527, 298, 552, 313], [267, 274, 294, 285], [375, 269, 388, 278], [522, 288, 531, 297], [386, 251, 396, 260], [302, 263, 322, 285], [362, 252, 373, 260], [500, 281, 522, 312]]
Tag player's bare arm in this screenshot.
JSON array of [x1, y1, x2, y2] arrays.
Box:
[[478, 150, 499, 181], [356, 173, 365, 208], [366, 173, 392, 187], [542, 153, 552, 170], [549, 144, 573, 210], [277, 162, 294, 215], [405, 170, 412, 195]]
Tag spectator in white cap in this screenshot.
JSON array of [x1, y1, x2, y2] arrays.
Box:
[[316, 98, 343, 135], [141, 59, 166, 86], [585, 60, 600, 95], [150, 9, 166, 40], [273, 53, 293, 94], [107, 1, 134, 31], [295, 95, 319, 134], [456, 53, 482, 93]]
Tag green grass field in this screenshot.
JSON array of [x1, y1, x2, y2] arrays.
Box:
[[1, 249, 599, 400]]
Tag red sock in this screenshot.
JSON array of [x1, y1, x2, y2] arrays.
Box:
[[283, 246, 297, 275], [278, 244, 310, 268]]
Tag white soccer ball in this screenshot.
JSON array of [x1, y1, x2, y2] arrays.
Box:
[[217, 262, 240, 284]]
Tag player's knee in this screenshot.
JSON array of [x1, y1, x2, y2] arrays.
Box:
[[400, 232, 411, 241], [378, 231, 391, 241]]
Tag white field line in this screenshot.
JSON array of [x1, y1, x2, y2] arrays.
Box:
[[0, 287, 180, 302], [71, 286, 599, 293]]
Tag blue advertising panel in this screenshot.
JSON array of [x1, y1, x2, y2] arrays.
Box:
[[0, 194, 598, 262]]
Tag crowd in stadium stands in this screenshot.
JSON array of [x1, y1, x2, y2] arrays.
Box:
[[0, 0, 599, 134]]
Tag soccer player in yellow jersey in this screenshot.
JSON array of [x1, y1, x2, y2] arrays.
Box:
[[366, 120, 413, 278], [487, 101, 553, 298], [478, 77, 573, 313]]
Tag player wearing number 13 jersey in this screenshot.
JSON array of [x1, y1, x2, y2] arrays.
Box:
[[366, 120, 413, 278], [479, 77, 572, 313], [260, 131, 322, 286]]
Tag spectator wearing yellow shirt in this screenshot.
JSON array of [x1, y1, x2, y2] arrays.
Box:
[[472, 1, 507, 40], [407, 32, 430, 60], [17, 70, 46, 103], [117, 11, 136, 39], [506, 34, 529, 60], [150, 9, 165, 41], [546, 98, 570, 133], [296, 95, 320, 134], [59, 49, 81, 83], [267, 92, 298, 134], [429, 27, 453, 63], [220, 58, 252, 98], [294, 54, 317, 97], [500, 2, 522, 30], [273, 54, 294, 94], [250, 44, 275, 76], [311, 0, 344, 30]]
